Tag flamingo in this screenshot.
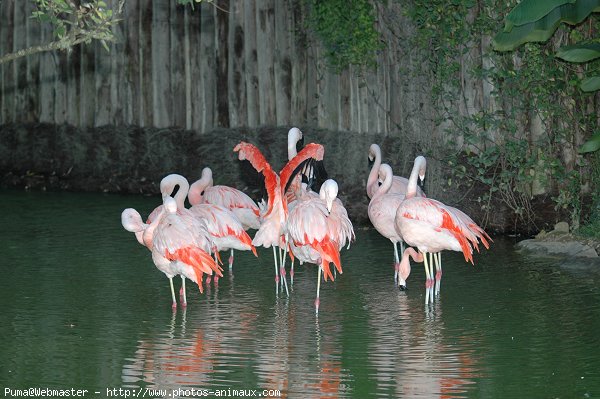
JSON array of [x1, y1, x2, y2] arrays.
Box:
[[286, 179, 354, 314], [122, 206, 190, 299], [233, 141, 326, 296], [368, 159, 425, 288], [121, 197, 222, 308], [188, 202, 258, 267], [152, 196, 223, 305], [189, 167, 261, 267], [394, 163, 491, 304], [285, 127, 321, 283], [366, 143, 425, 199]]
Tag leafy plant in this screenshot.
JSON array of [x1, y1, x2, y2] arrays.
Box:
[[493, 0, 600, 92], [0, 0, 125, 65], [304, 0, 383, 71]]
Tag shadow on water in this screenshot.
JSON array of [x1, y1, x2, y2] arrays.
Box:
[[1, 189, 599, 398]]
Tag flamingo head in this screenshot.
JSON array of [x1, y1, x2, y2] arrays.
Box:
[[415, 155, 427, 183], [398, 256, 411, 290], [163, 196, 178, 214], [121, 208, 145, 233], [188, 168, 212, 205], [288, 127, 304, 160], [368, 143, 381, 163], [319, 179, 339, 213]]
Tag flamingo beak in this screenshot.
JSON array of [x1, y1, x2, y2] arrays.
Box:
[[326, 198, 333, 213]]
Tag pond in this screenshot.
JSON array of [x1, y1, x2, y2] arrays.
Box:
[[1, 189, 599, 398]]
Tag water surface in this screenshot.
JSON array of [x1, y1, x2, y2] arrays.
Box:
[[1, 190, 599, 398]]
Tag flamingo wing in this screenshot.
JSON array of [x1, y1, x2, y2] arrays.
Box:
[[203, 185, 260, 215], [279, 143, 325, 197], [287, 198, 341, 281], [234, 142, 279, 217], [398, 198, 489, 263], [153, 214, 223, 276], [190, 204, 257, 256]]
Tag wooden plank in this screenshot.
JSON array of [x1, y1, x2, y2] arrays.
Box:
[[25, 1, 40, 122], [170, 0, 186, 128], [183, 6, 192, 130], [94, 39, 111, 126], [322, 68, 340, 131], [140, 2, 153, 126], [187, 4, 202, 131], [273, 0, 291, 125], [125, 0, 140, 125], [38, 16, 55, 123], [79, 28, 96, 126], [13, 0, 27, 123], [215, 0, 229, 127], [228, 0, 246, 127], [0, 0, 15, 123], [256, 0, 276, 125], [243, 0, 258, 127], [305, 42, 319, 126], [338, 68, 351, 131], [66, 43, 81, 125], [110, 0, 125, 125], [290, 0, 307, 125], [152, 0, 171, 127], [198, 2, 216, 132]]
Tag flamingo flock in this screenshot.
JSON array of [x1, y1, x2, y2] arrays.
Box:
[[121, 127, 491, 311]]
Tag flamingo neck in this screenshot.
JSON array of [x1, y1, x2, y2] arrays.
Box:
[[406, 157, 426, 199], [376, 164, 393, 197], [161, 174, 189, 210], [188, 179, 205, 206], [142, 209, 165, 250], [367, 145, 382, 195], [287, 132, 300, 161]]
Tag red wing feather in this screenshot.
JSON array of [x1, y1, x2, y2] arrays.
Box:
[[233, 141, 279, 217], [165, 247, 223, 277], [279, 143, 325, 196], [315, 236, 342, 282]]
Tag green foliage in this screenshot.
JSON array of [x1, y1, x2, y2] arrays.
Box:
[[493, 0, 600, 51], [32, 0, 117, 51], [406, 0, 598, 229], [304, 0, 383, 71], [502, 0, 575, 31], [580, 131, 600, 153], [556, 43, 600, 62]]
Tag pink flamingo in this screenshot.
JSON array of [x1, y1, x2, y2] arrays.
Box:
[[285, 127, 320, 283], [368, 159, 425, 288], [189, 167, 261, 267], [366, 143, 424, 199], [188, 202, 258, 267], [121, 197, 222, 308], [287, 179, 354, 314], [394, 163, 491, 304], [233, 141, 325, 296]]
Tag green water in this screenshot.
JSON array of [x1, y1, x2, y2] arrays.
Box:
[[1, 189, 599, 398]]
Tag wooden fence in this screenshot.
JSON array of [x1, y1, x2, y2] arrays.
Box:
[[0, 0, 439, 140]]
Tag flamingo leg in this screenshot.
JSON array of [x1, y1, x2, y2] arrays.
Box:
[[279, 235, 290, 297], [273, 246, 280, 295], [290, 258, 295, 286], [428, 253, 436, 301], [229, 248, 234, 269], [423, 252, 433, 305], [434, 252, 442, 295], [180, 276, 187, 307], [315, 265, 323, 315], [169, 277, 177, 309], [393, 241, 400, 285]]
